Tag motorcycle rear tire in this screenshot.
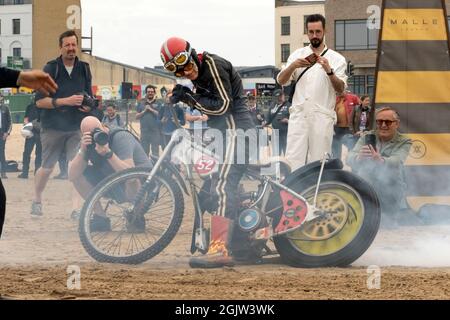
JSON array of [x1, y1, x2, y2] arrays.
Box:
[[273, 169, 380, 268]]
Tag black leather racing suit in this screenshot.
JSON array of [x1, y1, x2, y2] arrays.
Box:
[[184, 52, 258, 257]]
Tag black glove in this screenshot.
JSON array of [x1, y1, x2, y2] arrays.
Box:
[[171, 84, 194, 104]]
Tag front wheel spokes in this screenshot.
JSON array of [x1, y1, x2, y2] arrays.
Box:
[[128, 180, 160, 217], [80, 168, 184, 263]]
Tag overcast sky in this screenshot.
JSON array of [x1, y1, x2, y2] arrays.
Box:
[[81, 0, 277, 69]]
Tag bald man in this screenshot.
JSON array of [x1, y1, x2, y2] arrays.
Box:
[[68, 116, 152, 231]]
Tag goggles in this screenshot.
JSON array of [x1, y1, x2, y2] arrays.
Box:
[[164, 50, 192, 73], [174, 61, 195, 77]]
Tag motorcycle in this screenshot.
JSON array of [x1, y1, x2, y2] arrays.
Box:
[[78, 126, 380, 267]]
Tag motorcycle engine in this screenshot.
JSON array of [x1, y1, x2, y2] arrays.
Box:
[[238, 208, 265, 233]]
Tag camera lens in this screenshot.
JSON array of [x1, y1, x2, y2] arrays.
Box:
[[92, 128, 109, 146]]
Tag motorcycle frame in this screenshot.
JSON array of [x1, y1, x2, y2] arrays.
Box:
[[134, 128, 324, 250]]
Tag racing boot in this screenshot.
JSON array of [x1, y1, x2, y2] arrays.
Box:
[[189, 215, 235, 268], [228, 219, 264, 265]]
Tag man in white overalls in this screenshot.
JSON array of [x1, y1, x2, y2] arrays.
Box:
[[277, 14, 348, 170]]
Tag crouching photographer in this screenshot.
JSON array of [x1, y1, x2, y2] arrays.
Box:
[[68, 116, 152, 231]]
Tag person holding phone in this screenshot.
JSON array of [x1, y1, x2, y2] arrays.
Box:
[[277, 14, 348, 170], [347, 107, 412, 222]]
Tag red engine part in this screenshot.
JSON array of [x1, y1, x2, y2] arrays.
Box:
[[274, 190, 308, 235]]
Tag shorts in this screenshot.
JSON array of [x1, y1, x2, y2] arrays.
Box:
[[40, 129, 81, 169]]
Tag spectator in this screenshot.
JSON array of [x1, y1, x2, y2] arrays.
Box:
[[267, 89, 290, 155], [159, 91, 186, 148], [347, 106, 412, 219], [136, 85, 161, 157], [0, 94, 11, 179], [348, 95, 373, 150], [18, 98, 42, 179], [68, 116, 152, 232], [102, 103, 124, 128], [277, 14, 347, 170], [247, 95, 265, 126], [31, 30, 94, 216], [332, 91, 360, 160]]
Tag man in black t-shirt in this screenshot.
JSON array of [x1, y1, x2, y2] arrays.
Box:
[[136, 85, 161, 156], [31, 30, 94, 216], [18, 99, 42, 179]]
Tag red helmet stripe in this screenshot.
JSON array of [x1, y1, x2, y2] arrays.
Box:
[[163, 41, 174, 61]]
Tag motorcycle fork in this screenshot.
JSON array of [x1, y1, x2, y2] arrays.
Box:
[[131, 134, 178, 211]]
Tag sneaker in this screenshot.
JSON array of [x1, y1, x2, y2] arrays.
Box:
[[18, 173, 28, 179], [30, 201, 43, 216], [90, 215, 111, 232], [126, 215, 146, 233]]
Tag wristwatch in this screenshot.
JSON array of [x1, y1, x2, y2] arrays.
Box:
[[327, 69, 334, 76], [103, 150, 114, 159]]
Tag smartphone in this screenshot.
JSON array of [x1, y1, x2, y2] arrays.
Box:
[[365, 133, 377, 151], [305, 53, 318, 65]]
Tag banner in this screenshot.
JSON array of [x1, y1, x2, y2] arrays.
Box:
[[375, 0, 450, 210]]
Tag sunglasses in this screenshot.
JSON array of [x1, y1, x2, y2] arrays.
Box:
[[163, 51, 191, 73], [376, 119, 397, 127], [174, 61, 195, 77]]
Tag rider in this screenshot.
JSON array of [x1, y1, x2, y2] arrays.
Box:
[[160, 37, 257, 268]]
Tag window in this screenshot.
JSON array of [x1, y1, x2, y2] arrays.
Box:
[[304, 15, 310, 34], [281, 16, 290, 36], [347, 75, 375, 96], [13, 19, 20, 35], [281, 44, 290, 63], [335, 20, 378, 50], [13, 47, 21, 57], [367, 75, 375, 97]]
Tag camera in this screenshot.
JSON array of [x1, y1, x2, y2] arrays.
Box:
[[81, 92, 99, 110], [91, 128, 109, 146]]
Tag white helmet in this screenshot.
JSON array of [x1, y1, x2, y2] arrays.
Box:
[[21, 122, 34, 139]]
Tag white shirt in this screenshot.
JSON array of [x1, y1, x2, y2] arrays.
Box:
[[278, 45, 347, 112], [65, 66, 74, 76]]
